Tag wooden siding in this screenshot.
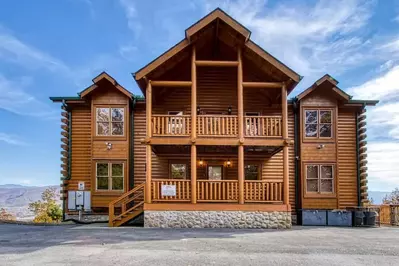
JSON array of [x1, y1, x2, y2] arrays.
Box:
[[337, 108, 358, 208], [133, 102, 147, 186]]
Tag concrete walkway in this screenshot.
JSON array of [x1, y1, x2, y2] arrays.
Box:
[[0, 223, 398, 265]]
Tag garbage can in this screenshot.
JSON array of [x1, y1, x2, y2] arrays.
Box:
[[354, 211, 365, 226], [327, 210, 352, 226], [302, 210, 327, 226], [364, 211, 377, 226]]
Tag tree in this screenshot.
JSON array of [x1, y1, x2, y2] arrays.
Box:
[[29, 187, 62, 223], [382, 187, 399, 205], [0, 208, 16, 221]]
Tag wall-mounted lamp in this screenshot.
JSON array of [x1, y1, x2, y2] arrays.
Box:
[[226, 158, 231, 168], [317, 144, 325, 149], [197, 105, 201, 115], [199, 159, 204, 167], [228, 105, 232, 115], [105, 142, 112, 150]]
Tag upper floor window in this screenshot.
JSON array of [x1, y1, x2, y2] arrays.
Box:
[[96, 107, 124, 136], [96, 162, 124, 191], [304, 110, 332, 138], [305, 164, 334, 194]]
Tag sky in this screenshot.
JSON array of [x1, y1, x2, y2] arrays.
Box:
[[0, 0, 398, 192]]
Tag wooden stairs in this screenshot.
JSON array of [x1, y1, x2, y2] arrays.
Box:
[[109, 183, 145, 227]]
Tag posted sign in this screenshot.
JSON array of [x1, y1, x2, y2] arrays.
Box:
[[161, 185, 176, 197]]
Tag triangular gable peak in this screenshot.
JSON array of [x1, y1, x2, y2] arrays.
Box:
[[80, 72, 133, 99], [134, 8, 301, 94], [297, 74, 351, 103]]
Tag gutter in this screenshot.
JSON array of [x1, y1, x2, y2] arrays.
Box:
[[293, 97, 301, 224]]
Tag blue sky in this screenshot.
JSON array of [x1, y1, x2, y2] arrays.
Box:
[[0, 0, 398, 191]]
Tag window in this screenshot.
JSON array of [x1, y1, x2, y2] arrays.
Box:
[[96, 107, 124, 136], [170, 163, 187, 179], [96, 162, 124, 191], [245, 164, 260, 180], [208, 165, 223, 180], [305, 164, 334, 193], [304, 110, 332, 138]]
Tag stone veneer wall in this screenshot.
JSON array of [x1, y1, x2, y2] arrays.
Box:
[[144, 211, 292, 229]]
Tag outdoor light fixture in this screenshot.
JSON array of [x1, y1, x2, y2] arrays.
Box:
[[228, 105, 232, 115], [199, 159, 204, 167], [197, 105, 201, 115], [226, 158, 231, 167]]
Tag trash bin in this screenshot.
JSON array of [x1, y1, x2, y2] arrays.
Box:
[[327, 210, 352, 226], [364, 211, 377, 226], [302, 210, 327, 226], [354, 211, 365, 226]]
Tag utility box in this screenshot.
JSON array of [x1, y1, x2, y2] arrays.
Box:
[[67, 191, 91, 211], [327, 210, 352, 226], [302, 210, 327, 226]]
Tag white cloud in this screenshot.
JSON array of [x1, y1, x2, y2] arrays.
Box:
[[119, 0, 142, 39], [0, 74, 57, 118], [202, 0, 375, 76], [0, 132, 26, 146]]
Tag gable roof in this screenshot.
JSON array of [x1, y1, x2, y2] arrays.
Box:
[[79, 72, 133, 99], [297, 74, 351, 101], [133, 8, 301, 86]]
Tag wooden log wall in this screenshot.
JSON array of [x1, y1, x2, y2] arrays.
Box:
[[60, 105, 70, 200]]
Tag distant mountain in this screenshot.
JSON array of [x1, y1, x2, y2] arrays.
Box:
[[369, 191, 390, 204], [0, 185, 60, 221]]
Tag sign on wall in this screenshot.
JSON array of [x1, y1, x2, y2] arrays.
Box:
[[78, 181, 85, 191], [161, 185, 176, 197]]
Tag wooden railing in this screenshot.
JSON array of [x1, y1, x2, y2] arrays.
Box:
[[244, 180, 283, 202], [244, 116, 282, 137], [152, 179, 191, 202], [197, 115, 238, 136], [152, 115, 191, 136], [108, 183, 145, 227], [196, 180, 238, 202]]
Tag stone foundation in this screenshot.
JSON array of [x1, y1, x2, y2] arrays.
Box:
[[65, 214, 109, 223], [144, 211, 292, 229]]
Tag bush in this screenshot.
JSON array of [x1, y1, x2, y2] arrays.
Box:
[[0, 208, 16, 221], [383, 188, 399, 205], [29, 187, 62, 223]]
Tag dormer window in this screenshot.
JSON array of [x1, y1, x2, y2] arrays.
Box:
[[96, 107, 125, 136], [304, 109, 332, 139]]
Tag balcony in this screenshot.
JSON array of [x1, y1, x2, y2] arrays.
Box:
[[151, 114, 282, 138]]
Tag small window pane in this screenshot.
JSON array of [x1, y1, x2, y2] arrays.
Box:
[[171, 164, 186, 179], [97, 176, 108, 190], [320, 111, 332, 123], [112, 122, 124, 135], [320, 179, 333, 192], [112, 108, 124, 122], [320, 124, 332, 138], [112, 164, 123, 177], [112, 176, 123, 190], [305, 124, 317, 137], [245, 165, 259, 180], [97, 108, 110, 122], [306, 165, 318, 179], [306, 179, 318, 192], [208, 166, 222, 180], [97, 122, 110, 136], [305, 111, 318, 124], [97, 163, 108, 176], [320, 166, 333, 179]]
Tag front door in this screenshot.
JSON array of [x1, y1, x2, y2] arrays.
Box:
[[208, 165, 223, 180]]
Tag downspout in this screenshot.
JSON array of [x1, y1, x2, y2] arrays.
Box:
[[130, 97, 137, 190], [293, 98, 301, 224]]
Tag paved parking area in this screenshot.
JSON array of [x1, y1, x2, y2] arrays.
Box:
[[0, 223, 398, 265]]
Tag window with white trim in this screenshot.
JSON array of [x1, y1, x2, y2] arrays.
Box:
[[96, 107, 124, 136], [304, 110, 332, 138], [96, 162, 124, 191], [306, 164, 334, 193]]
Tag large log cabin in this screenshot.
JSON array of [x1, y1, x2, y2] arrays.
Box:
[[50, 9, 378, 228]]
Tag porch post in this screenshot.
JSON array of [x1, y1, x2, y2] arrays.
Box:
[[145, 80, 152, 203], [282, 82, 289, 205], [191, 45, 197, 141], [191, 144, 197, 203], [238, 145, 244, 204]]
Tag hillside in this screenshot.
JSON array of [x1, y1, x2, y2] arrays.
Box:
[[0, 185, 61, 221]]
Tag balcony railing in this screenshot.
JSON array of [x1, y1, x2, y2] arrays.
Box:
[[244, 116, 282, 137], [152, 115, 191, 136], [197, 115, 238, 136], [150, 179, 283, 203]]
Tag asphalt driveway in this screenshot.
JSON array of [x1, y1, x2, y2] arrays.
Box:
[[0, 223, 398, 265]]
